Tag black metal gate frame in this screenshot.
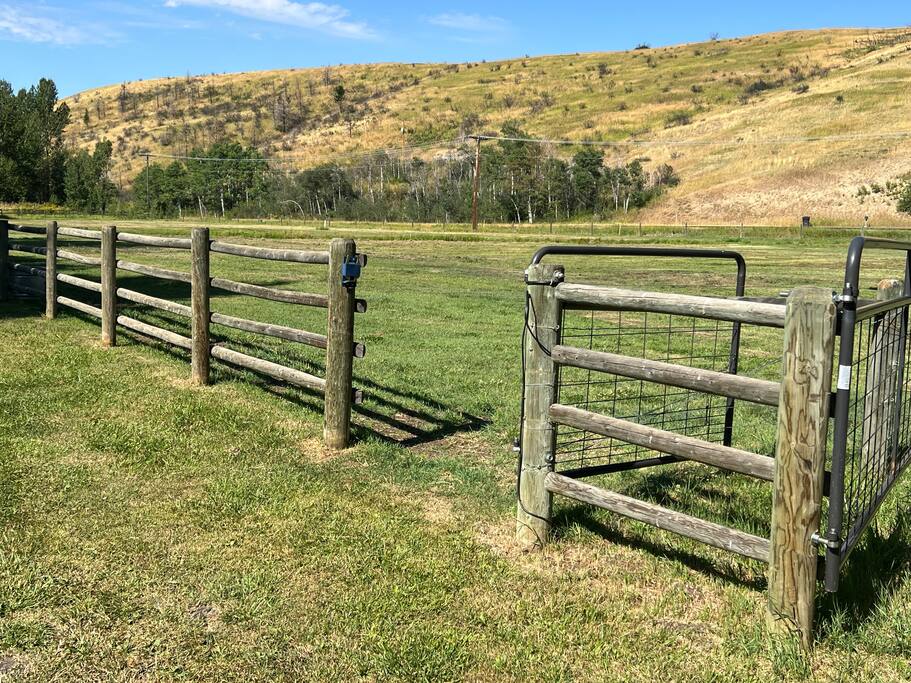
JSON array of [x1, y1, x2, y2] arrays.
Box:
[[528, 245, 746, 478], [824, 236, 911, 591]]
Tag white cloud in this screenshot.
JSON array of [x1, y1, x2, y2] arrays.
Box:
[[164, 0, 375, 39], [0, 4, 99, 44], [427, 12, 509, 33]]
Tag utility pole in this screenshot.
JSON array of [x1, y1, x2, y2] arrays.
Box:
[[143, 152, 151, 218], [470, 136, 482, 232]]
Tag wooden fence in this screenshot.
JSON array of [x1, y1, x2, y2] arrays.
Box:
[[517, 242, 911, 650], [0, 218, 366, 448]]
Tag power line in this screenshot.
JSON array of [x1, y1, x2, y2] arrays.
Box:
[[471, 130, 911, 148]]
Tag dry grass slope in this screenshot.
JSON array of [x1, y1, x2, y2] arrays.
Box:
[[63, 28, 911, 225]]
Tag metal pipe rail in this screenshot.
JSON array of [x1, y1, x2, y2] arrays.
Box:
[[555, 283, 787, 327]]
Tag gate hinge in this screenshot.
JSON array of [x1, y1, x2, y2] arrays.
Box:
[[811, 531, 841, 550]]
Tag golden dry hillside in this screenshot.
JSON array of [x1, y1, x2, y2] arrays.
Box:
[[63, 27, 911, 225]]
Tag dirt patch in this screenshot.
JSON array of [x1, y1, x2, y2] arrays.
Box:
[[0, 654, 27, 678], [188, 603, 223, 632]]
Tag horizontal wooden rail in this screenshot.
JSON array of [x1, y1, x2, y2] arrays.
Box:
[[210, 241, 329, 264], [555, 283, 787, 328], [117, 232, 192, 249], [117, 314, 192, 349], [210, 276, 367, 312], [551, 345, 780, 406], [9, 262, 45, 277], [210, 311, 366, 357], [58, 227, 102, 240], [211, 344, 340, 397], [57, 249, 101, 266], [8, 242, 47, 256], [549, 403, 774, 481], [10, 225, 46, 235], [545, 472, 770, 562], [58, 272, 101, 293], [117, 287, 191, 317], [57, 296, 102, 318], [117, 260, 191, 283]]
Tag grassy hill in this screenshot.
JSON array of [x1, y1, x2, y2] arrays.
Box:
[[63, 27, 911, 225]]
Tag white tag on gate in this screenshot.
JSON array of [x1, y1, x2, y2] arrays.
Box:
[[837, 364, 852, 390]]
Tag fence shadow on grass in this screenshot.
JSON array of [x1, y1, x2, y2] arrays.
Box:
[[550, 503, 766, 591], [815, 506, 911, 637], [73, 275, 491, 449]]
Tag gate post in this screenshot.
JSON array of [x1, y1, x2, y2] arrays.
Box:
[[45, 221, 58, 318], [324, 237, 356, 449], [768, 286, 836, 649], [101, 225, 117, 346], [0, 219, 8, 302], [191, 227, 211, 385], [516, 262, 563, 548]]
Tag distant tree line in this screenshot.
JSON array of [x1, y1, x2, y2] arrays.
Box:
[[135, 123, 680, 223], [1, 78, 116, 213]]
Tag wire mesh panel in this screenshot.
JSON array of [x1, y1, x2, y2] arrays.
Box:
[[554, 307, 736, 473], [838, 303, 911, 554]]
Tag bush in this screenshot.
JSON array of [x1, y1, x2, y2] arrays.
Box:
[[898, 184, 911, 214]]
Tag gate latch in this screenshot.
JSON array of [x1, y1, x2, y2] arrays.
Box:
[[341, 254, 365, 290]]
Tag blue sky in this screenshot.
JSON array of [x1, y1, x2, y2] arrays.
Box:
[[1, 1, 908, 96]]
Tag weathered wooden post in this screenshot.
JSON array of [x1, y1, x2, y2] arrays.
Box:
[[767, 286, 836, 650], [101, 225, 117, 346], [516, 261, 563, 548], [45, 221, 58, 318], [0, 219, 8, 302], [324, 237, 356, 449], [191, 227, 211, 385]]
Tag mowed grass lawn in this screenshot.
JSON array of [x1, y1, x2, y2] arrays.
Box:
[[2, 222, 911, 681]]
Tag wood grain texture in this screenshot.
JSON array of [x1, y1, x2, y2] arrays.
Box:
[[118, 314, 192, 349], [117, 232, 191, 249], [545, 472, 770, 561], [516, 262, 562, 548], [555, 283, 787, 327], [57, 296, 102, 319], [58, 272, 101, 293], [57, 227, 102, 240], [191, 228, 210, 385], [549, 403, 774, 480], [57, 250, 101, 267], [323, 238, 357, 449], [101, 226, 117, 347], [116, 260, 191, 283], [45, 221, 57, 319], [117, 287, 190, 316], [767, 286, 836, 650], [210, 345, 327, 394], [210, 276, 368, 313], [210, 241, 329, 264], [551, 344, 780, 406]]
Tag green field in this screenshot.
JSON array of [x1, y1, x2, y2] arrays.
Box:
[[2, 220, 911, 681]]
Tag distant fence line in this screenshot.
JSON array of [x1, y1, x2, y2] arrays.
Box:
[[0, 219, 367, 449]]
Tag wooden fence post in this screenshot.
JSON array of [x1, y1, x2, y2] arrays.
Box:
[[0, 219, 8, 302], [516, 262, 563, 548], [45, 221, 58, 318], [768, 286, 836, 650], [101, 225, 117, 346], [324, 237, 356, 449], [191, 227, 211, 385]]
